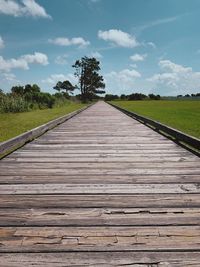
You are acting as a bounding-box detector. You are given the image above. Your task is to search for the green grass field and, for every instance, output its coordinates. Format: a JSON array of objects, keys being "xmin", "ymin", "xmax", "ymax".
[
  {"xmin": 0, "ymin": 102, "xmax": 86, "ymax": 142},
  {"xmin": 111, "ymin": 100, "xmax": 200, "ymax": 138}
]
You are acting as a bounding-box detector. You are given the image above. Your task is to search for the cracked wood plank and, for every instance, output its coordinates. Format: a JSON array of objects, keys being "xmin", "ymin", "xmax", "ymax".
[
  {"xmin": 1, "ymin": 252, "xmax": 200, "ymax": 266},
  {"xmin": 0, "ymin": 208, "xmax": 199, "ymax": 226},
  {"xmin": 0, "ymin": 226, "xmax": 200, "ymax": 252}
]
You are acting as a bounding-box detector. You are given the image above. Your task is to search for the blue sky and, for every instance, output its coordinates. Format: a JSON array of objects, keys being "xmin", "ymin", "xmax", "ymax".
[{"xmin": 1, "ymin": 0, "xmax": 200, "ymax": 96}]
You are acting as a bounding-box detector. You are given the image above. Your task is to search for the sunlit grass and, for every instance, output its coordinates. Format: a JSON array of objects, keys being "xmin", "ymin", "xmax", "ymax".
[
  {"xmin": 111, "ymin": 100, "xmax": 200, "ymax": 138},
  {"xmin": 0, "ymin": 102, "xmax": 86, "ymax": 142}
]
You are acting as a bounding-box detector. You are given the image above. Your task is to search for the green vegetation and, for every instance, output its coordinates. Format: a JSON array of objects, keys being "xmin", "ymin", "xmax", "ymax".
[
  {"xmin": 0, "ymin": 102, "xmax": 86, "ymax": 142},
  {"xmin": 0, "ymin": 84, "xmax": 72, "ymax": 113},
  {"xmin": 111, "ymin": 100, "xmax": 200, "ymax": 138},
  {"xmin": 72, "ymin": 57, "xmax": 105, "ymax": 102},
  {"xmin": 105, "ymin": 93, "xmax": 161, "ymax": 101}
]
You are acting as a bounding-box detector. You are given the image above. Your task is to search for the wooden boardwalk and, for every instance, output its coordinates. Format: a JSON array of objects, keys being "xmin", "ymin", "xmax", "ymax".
[{"xmin": 0, "ymin": 101, "xmax": 200, "ymax": 266}]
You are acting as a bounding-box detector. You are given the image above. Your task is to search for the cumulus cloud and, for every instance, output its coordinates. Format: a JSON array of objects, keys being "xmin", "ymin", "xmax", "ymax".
[
  {"xmin": 105, "ymin": 68, "xmax": 141, "ymax": 94},
  {"xmin": 49, "ymin": 37, "xmax": 90, "ymax": 48},
  {"xmin": 147, "ymin": 42, "xmax": 156, "ymax": 49},
  {"xmin": 42, "ymin": 73, "xmax": 78, "ymax": 85},
  {"xmin": 21, "ymin": 52, "xmax": 49, "ymax": 65},
  {"xmin": 0, "ymin": 52, "xmax": 49, "ymax": 72},
  {"xmin": 2, "ymin": 72, "xmax": 19, "ymax": 82},
  {"xmin": 130, "ymin": 53, "xmax": 147, "ymax": 62},
  {"xmin": 0, "ymin": 36, "xmax": 5, "ymax": 49},
  {"xmin": 98, "ymin": 29, "xmax": 139, "ymax": 48},
  {"xmin": 148, "ymin": 59, "xmax": 200, "ymax": 95},
  {"xmin": 0, "ymin": 0, "xmax": 51, "ymax": 18},
  {"xmin": 130, "ymin": 63, "xmax": 137, "ymax": 68}
]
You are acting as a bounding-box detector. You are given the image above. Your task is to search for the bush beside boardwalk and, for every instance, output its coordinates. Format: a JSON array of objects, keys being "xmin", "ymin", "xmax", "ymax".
[{"xmin": 0, "ymin": 84, "xmax": 70, "ymax": 113}]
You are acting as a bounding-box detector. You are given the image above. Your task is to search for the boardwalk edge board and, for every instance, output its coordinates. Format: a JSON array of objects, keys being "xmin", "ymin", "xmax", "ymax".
[
  {"xmin": 108, "ymin": 102, "xmax": 200, "ymax": 157},
  {"xmin": 0, "ymin": 104, "xmax": 91, "ymax": 159}
]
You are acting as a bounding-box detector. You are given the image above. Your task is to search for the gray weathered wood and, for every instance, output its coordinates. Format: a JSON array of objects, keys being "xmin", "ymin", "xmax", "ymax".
[
  {"xmin": 0, "ymin": 226, "xmax": 200, "ymax": 252},
  {"xmin": 109, "ymin": 102, "xmax": 200, "ymax": 154},
  {"xmin": 1, "ymin": 252, "xmax": 200, "ymax": 266},
  {"xmin": 0, "ymin": 105, "xmax": 90, "ymax": 158},
  {"xmin": 0, "ymin": 101, "xmax": 199, "ymax": 265},
  {"xmin": 0, "ymin": 183, "xmax": 200, "ymax": 194},
  {"xmin": 0, "ymin": 207, "xmax": 199, "ymax": 226}
]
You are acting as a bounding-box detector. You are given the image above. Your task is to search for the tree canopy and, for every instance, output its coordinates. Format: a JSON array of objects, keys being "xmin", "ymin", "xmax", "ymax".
[
  {"xmin": 53, "ymin": 80, "xmax": 75, "ymax": 94},
  {"xmin": 72, "ymin": 56, "xmax": 105, "ymax": 101}
]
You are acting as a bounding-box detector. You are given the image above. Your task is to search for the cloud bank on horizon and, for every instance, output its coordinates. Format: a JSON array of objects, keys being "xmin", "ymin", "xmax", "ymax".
[{"xmin": 0, "ymin": 0, "xmax": 200, "ymax": 96}]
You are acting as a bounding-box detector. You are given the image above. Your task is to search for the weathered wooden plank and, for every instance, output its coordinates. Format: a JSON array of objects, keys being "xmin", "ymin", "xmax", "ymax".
[
  {"xmin": 23, "ymin": 143, "xmax": 181, "ymax": 149},
  {"xmin": 1, "ymin": 161, "xmax": 199, "ymax": 168},
  {"xmin": 0, "ymin": 207, "xmax": 199, "ymax": 226},
  {"xmin": 0, "ymin": 168, "xmax": 199, "ymax": 175},
  {"xmin": 5, "ymin": 155, "xmax": 199, "ymax": 162},
  {"xmin": 0, "ymin": 183, "xmax": 199, "ymax": 194},
  {"xmin": 1, "ymin": 252, "xmax": 200, "ymax": 266},
  {"xmin": 34, "ymin": 139, "xmax": 172, "ymax": 144},
  {"xmin": 0, "ymin": 226, "xmax": 200, "ymax": 252},
  {"xmin": 12, "ymin": 149, "xmax": 190, "ymax": 155},
  {"xmin": 0, "ymin": 105, "xmax": 90, "ymax": 158},
  {"xmin": 0, "ymin": 174, "xmax": 199, "ymax": 184},
  {"xmin": 0, "ymin": 194, "xmax": 199, "ymax": 208}
]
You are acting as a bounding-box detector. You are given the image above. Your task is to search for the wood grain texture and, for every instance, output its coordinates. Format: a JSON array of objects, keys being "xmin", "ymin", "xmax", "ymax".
[
  {"xmin": 0, "ymin": 105, "xmax": 90, "ymax": 158},
  {"xmin": 0, "ymin": 208, "xmax": 199, "ymax": 226},
  {"xmin": 0, "ymin": 226, "xmax": 200, "ymax": 252},
  {"xmin": 1, "ymin": 252, "xmax": 200, "ymax": 266},
  {"xmin": 0, "ymin": 101, "xmax": 200, "ymax": 265}
]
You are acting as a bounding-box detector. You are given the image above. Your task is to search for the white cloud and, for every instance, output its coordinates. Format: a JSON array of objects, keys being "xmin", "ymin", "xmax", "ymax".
[
  {"xmin": 0, "ymin": 56, "xmax": 29, "ymax": 71},
  {"xmin": 159, "ymin": 60, "xmax": 192, "ymax": 73},
  {"xmin": 49, "ymin": 37, "xmax": 90, "ymax": 48},
  {"xmin": 42, "ymin": 73, "xmax": 77, "ymax": 85},
  {"xmin": 130, "ymin": 53, "xmax": 147, "ymax": 62},
  {"xmin": 2, "ymin": 72, "xmax": 18, "ymax": 81},
  {"xmin": 98, "ymin": 29, "xmax": 139, "ymax": 48},
  {"xmin": 21, "ymin": 52, "xmax": 49, "ymax": 65},
  {"xmin": 55, "ymin": 54, "xmax": 68, "ymax": 65},
  {"xmin": 89, "ymin": 51, "xmax": 102, "ymax": 59},
  {"xmin": 105, "ymin": 68, "xmax": 141, "ymax": 94},
  {"xmin": 148, "ymin": 59, "xmax": 200, "ymax": 95},
  {"xmin": 22, "ymin": 0, "xmax": 51, "ymax": 18},
  {"xmin": 147, "ymin": 42, "xmax": 156, "ymax": 49},
  {"xmin": 0, "ymin": 0, "xmax": 51, "ymax": 18},
  {"xmin": 0, "ymin": 36, "xmax": 5, "ymax": 49},
  {"xmin": 0, "ymin": 52, "xmax": 49, "ymax": 72},
  {"xmin": 130, "ymin": 63, "xmax": 137, "ymax": 68}
]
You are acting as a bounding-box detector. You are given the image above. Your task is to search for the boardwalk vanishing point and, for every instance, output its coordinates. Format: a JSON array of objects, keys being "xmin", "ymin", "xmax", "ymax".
[{"xmin": 0, "ymin": 101, "xmax": 200, "ymax": 266}]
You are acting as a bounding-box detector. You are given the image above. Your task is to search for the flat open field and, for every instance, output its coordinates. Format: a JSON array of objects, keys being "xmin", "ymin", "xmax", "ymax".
[
  {"xmin": 0, "ymin": 102, "xmax": 86, "ymax": 142},
  {"xmin": 111, "ymin": 100, "xmax": 200, "ymax": 139}
]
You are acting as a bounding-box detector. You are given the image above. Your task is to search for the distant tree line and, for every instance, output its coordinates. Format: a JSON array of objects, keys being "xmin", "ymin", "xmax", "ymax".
[
  {"xmin": 177, "ymin": 93, "xmax": 200, "ymax": 98},
  {"xmin": 104, "ymin": 93, "xmax": 161, "ymax": 101}
]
